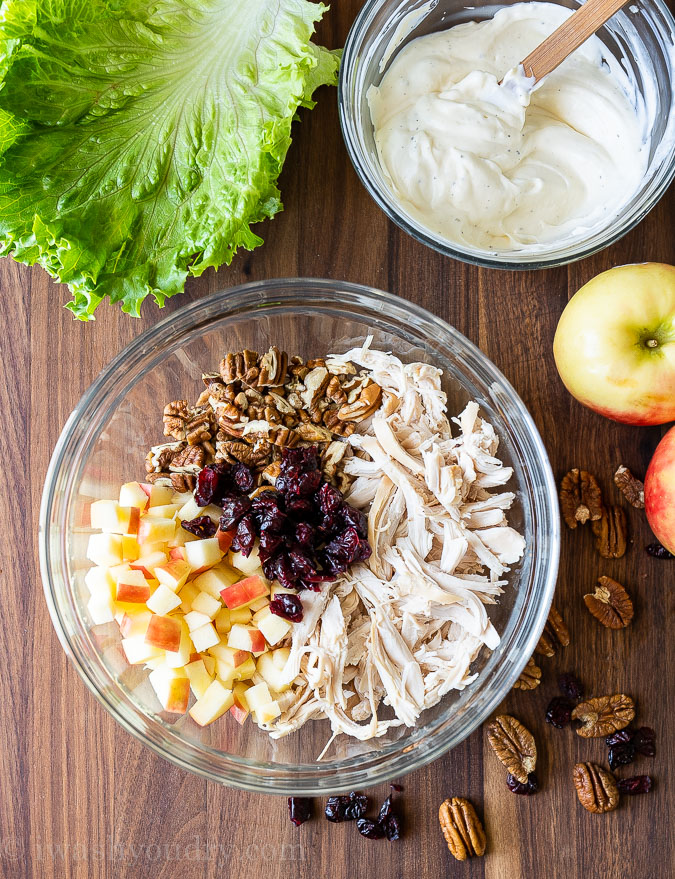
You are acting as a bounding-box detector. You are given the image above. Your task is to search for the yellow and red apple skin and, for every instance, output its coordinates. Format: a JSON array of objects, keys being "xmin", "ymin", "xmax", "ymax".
[
  {"xmin": 645, "ymin": 427, "xmax": 675, "ymax": 554},
  {"xmin": 553, "ymin": 263, "xmax": 675, "ymax": 425}
]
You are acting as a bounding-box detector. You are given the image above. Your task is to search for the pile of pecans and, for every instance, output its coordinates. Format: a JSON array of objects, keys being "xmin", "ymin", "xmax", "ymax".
[{"xmin": 144, "ymin": 346, "xmax": 383, "ymax": 493}]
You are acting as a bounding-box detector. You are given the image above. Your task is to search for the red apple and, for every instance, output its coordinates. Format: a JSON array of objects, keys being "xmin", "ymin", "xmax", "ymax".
[
  {"xmin": 215, "ymin": 526, "xmax": 235, "ymax": 553},
  {"xmin": 645, "ymin": 426, "xmax": 675, "ymax": 554},
  {"xmin": 169, "ymin": 546, "xmax": 187, "ymax": 562},
  {"xmin": 144, "ymin": 615, "xmax": 182, "ymax": 652},
  {"xmin": 553, "ymin": 263, "xmax": 675, "ymax": 425},
  {"xmin": 220, "ymin": 575, "xmax": 268, "ymax": 609},
  {"xmin": 115, "ymin": 578, "xmax": 151, "ymax": 604}
]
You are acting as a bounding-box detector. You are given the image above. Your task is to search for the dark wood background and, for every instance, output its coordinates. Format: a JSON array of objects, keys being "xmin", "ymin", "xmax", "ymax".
[{"xmin": 1, "ymin": 3, "xmax": 673, "ymax": 876}]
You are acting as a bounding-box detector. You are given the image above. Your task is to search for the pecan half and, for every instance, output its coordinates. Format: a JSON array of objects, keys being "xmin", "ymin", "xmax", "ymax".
[
  {"xmin": 592, "ymin": 505, "xmax": 628, "ymax": 559},
  {"xmin": 219, "ymin": 440, "xmax": 271, "ymax": 468},
  {"xmin": 512, "ymin": 656, "xmax": 542, "ymax": 691},
  {"xmin": 614, "ymin": 465, "xmax": 645, "ymax": 508},
  {"xmin": 184, "ymin": 408, "xmax": 213, "ymax": 445},
  {"xmin": 486, "ymin": 715, "xmax": 536, "ymax": 784},
  {"xmin": 258, "ymin": 346, "xmax": 288, "ymax": 387},
  {"xmin": 300, "ymin": 367, "xmax": 329, "ymax": 409},
  {"xmin": 337, "ymin": 382, "xmax": 382, "ymax": 422},
  {"xmin": 534, "ymin": 605, "xmax": 570, "ymax": 657},
  {"xmin": 170, "ymin": 472, "xmax": 196, "ymax": 492},
  {"xmin": 163, "ymin": 400, "xmax": 190, "ymax": 440},
  {"xmin": 573, "ymin": 763, "xmax": 619, "ymax": 813},
  {"xmin": 560, "ymin": 468, "xmax": 604, "ymax": 528},
  {"xmin": 438, "ymin": 798, "xmax": 486, "ymax": 861},
  {"xmin": 220, "ymin": 350, "xmax": 259, "ymax": 384},
  {"xmin": 170, "ymin": 444, "xmax": 206, "ymax": 472},
  {"xmin": 572, "ymin": 694, "xmax": 635, "ymax": 738},
  {"xmin": 584, "ymin": 576, "xmax": 634, "ymax": 629}
]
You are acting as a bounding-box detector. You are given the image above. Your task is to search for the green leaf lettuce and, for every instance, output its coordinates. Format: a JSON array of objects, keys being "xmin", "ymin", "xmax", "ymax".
[{"xmin": 0, "ymin": 0, "xmax": 339, "ymax": 319}]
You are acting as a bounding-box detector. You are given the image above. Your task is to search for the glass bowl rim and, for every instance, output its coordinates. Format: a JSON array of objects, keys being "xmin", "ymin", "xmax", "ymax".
[
  {"xmin": 39, "ymin": 278, "xmax": 560, "ymax": 794},
  {"xmin": 338, "ymin": 0, "xmax": 675, "ymax": 271}
]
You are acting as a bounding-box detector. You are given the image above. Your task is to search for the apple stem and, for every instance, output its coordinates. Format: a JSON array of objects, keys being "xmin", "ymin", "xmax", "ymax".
[{"xmin": 646, "ymin": 339, "xmax": 658, "ymax": 348}]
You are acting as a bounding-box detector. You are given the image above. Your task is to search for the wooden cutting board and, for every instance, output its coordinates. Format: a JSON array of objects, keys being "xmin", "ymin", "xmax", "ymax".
[{"xmin": 0, "ymin": 3, "xmax": 672, "ymax": 876}]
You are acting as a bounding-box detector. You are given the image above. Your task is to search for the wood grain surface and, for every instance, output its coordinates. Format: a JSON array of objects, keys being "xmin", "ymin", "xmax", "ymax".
[{"xmin": 1, "ymin": 3, "xmax": 673, "ymax": 877}]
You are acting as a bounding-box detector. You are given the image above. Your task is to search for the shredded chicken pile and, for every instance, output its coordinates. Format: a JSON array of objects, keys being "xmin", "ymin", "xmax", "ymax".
[{"xmin": 265, "ymin": 339, "xmax": 525, "ymax": 754}]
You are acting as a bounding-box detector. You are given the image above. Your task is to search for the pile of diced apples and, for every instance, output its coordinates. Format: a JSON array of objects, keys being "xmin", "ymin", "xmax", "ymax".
[{"xmin": 85, "ymin": 481, "xmax": 298, "ymax": 728}]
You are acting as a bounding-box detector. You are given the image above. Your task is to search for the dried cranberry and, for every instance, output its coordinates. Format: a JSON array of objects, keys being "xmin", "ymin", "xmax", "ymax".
[
  {"xmin": 252, "ymin": 492, "xmax": 286, "ymax": 531},
  {"xmin": 288, "ymin": 797, "xmax": 313, "ymax": 826},
  {"xmin": 646, "ymin": 542, "xmax": 673, "ymax": 559},
  {"xmin": 633, "ymin": 726, "xmax": 656, "ymax": 757},
  {"xmin": 231, "ymin": 462, "xmax": 255, "ymax": 493},
  {"xmin": 181, "ymin": 515, "xmax": 217, "ymax": 538},
  {"xmin": 617, "ymin": 775, "xmax": 653, "ymax": 795},
  {"xmin": 608, "ymin": 741, "xmax": 636, "ymax": 770},
  {"xmin": 285, "ymin": 495, "xmax": 315, "ymax": 518},
  {"xmin": 325, "ymin": 792, "xmax": 367, "ymax": 823},
  {"xmin": 281, "ymin": 446, "xmax": 319, "ymax": 472},
  {"xmin": 229, "ymin": 515, "xmax": 254, "ymax": 556},
  {"xmin": 270, "ymin": 593, "xmax": 304, "ymax": 623},
  {"xmin": 545, "ymin": 697, "xmax": 574, "ymax": 728},
  {"xmin": 606, "ymin": 729, "xmax": 633, "ymax": 746},
  {"xmin": 195, "ymin": 463, "xmax": 228, "ymax": 506},
  {"xmin": 317, "ymin": 482, "xmax": 343, "ymax": 514},
  {"xmin": 341, "ymin": 504, "xmax": 368, "ymax": 538},
  {"xmin": 270, "ymin": 553, "xmax": 297, "ymax": 590},
  {"xmin": 376, "ymin": 795, "xmax": 403, "ymax": 841},
  {"xmin": 557, "ymin": 672, "xmax": 584, "ymax": 701},
  {"xmin": 288, "ymin": 548, "xmax": 318, "ymax": 578},
  {"xmin": 295, "ymin": 521, "xmax": 316, "ymax": 549},
  {"xmin": 258, "ymin": 530, "xmax": 284, "ymax": 556},
  {"xmin": 507, "ymin": 772, "xmax": 538, "ymax": 795},
  {"xmin": 219, "ymin": 494, "xmax": 252, "ymax": 530},
  {"xmin": 324, "ymin": 527, "xmax": 372, "ymax": 571},
  {"xmin": 356, "ymin": 818, "xmax": 385, "ymax": 839}
]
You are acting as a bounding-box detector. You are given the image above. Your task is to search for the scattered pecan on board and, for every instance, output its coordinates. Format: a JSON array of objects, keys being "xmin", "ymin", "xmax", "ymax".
[
  {"xmin": 535, "ymin": 605, "xmax": 570, "ymax": 657},
  {"xmin": 572, "ymin": 694, "xmax": 635, "ymax": 738},
  {"xmin": 438, "ymin": 798, "xmax": 486, "ymax": 861},
  {"xmin": 559, "ymin": 468, "xmax": 604, "ymax": 529},
  {"xmin": 512, "ymin": 656, "xmax": 542, "ymax": 691},
  {"xmin": 573, "ymin": 763, "xmax": 619, "ymax": 813},
  {"xmin": 584, "ymin": 576, "xmax": 634, "ymax": 629},
  {"xmin": 593, "ymin": 505, "xmax": 628, "ymax": 559},
  {"xmin": 614, "ymin": 465, "xmax": 645, "ymax": 508},
  {"xmin": 486, "ymin": 715, "xmax": 537, "ymax": 784}
]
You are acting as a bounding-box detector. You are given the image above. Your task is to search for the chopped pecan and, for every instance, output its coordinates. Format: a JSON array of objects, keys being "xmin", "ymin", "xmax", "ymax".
[
  {"xmin": 322, "ymin": 441, "xmax": 349, "ymax": 483},
  {"xmin": 438, "ymin": 798, "xmax": 486, "ymax": 861},
  {"xmin": 295, "ymin": 422, "xmax": 333, "ymax": 443},
  {"xmin": 269, "ymin": 426, "xmax": 299, "ymax": 448},
  {"xmin": 145, "ymin": 441, "xmax": 183, "ymax": 473},
  {"xmin": 337, "ymin": 382, "xmax": 382, "ymax": 422},
  {"xmin": 267, "ymin": 391, "xmax": 296, "ymax": 416},
  {"xmin": 573, "ymin": 763, "xmax": 619, "ymax": 813},
  {"xmin": 220, "ymin": 350, "xmax": 259, "ymax": 383},
  {"xmin": 486, "ymin": 715, "xmax": 536, "ymax": 783},
  {"xmin": 170, "ymin": 472, "xmax": 196, "ymax": 492},
  {"xmin": 300, "ymin": 367, "xmax": 329, "ymax": 409},
  {"xmin": 325, "ymin": 375, "xmax": 347, "ymax": 405},
  {"xmin": 170, "ymin": 444, "xmax": 206, "ymax": 472},
  {"xmin": 163, "ymin": 400, "xmax": 190, "ymax": 440},
  {"xmin": 219, "ymin": 441, "xmax": 271, "ymax": 468},
  {"xmin": 534, "ymin": 605, "xmax": 570, "ymax": 657},
  {"xmin": 592, "ymin": 505, "xmax": 628, "ymax": 559},
  {"xmin": 306, "ymin": 358, "xmax": 326, "ymax": 369},
  {"xmin": 184, "ymin": 408, "xmax": 213, "ymax": 445},
  {"xmin": 323, "ymin": 409, "xmax": 356, "ymax": 436},
  {"xmin": 258, "ymin": 346, "xmax": 288, "ymax": 387},
  {"xmin": 262, "ymin": 461, "xmax": 282, "ymax": 485},
  {"xmin": 512, "ymin": 656, "xmax": 542, "ymax": 691},
  {"xmin": 614, "ymin": 465, "xmax": 645, "ymax": 508},
  {"xmin": 572, "ymin": 694, "xmax": 635, "ymax": 738},
  {"xmin": 560, "ymin": 468, "xmax": 604, "ymax": 528},
  {"xmin": 215, "ymin": 401, "xmax": 243, "ymax": 424},
  {"xmin": 584, "ymin": 576, "xmax": 634, "ymax": 629}
]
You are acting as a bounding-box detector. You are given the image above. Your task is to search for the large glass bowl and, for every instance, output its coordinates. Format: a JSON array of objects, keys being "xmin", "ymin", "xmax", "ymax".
[
  {"xmin": 339, "ymin": 0, "xmax": 675, "ymax": 269},
  {"xmin": 40, "ymin": 279, "xmax": 559, "ymax": 794}
]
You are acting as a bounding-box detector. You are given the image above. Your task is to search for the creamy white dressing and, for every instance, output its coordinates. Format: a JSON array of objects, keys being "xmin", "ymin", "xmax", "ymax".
[{"xmin": 368, "ymin": 3, "xmax": 650, "ymax": 253}]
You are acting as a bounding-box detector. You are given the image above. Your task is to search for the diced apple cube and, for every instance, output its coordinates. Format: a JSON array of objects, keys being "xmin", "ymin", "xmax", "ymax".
[
  {"xmin": 209, "ymin": 644, "xmax": 250, "ymax": 668},
  {"xmin": 164, "ymin": 621, "xmax": 194, "ymax": 669},
  {"xmin": 202, "ymin": 655, "xmax": 216, "ymax": 676},
  {"xmin": 188, "ymin": 680, "xmax": 234, "ymax": 726},
  {"xmin": 215, "ymin": 526, "xmax": 235, "ymax": 553},
  {"xmin": 215, "ymin": 660, "xmax": 237, "ymax": 687},
  {"xmin": 146, "ymin": 503, "xmax": 180, "ymax": 520},
  {"xmin": 191, "ymin": 591, "xmax": 221, "ymax": 619},
  {"xmin": 122, "ymin": 635, "xmax": 163, "ymax": 665},
  {"xmin": 145, "ymin": 615, "xmax": 182, "ymax": 652},
  {"xmin": 249, "ymin": 596, "xmax": 270, "ymax": 613},
  {"xmin": 245, "ymin": 682, "xmax": 272, "ymax": 712},
  {"xmin": 185, "ymin": 538, "xmax": 223, "ymax": 574},
  {"xmin": 256, "ymin": 650, "xmax": 291, "ymax": 693},
  {"xmin": 229, "ymin": 682, "xmax": 251, "ymax": 724},
  {"xmin": 121, "ymin": 535, "xmax": 141, "ymax": 561},
  {"xmin": 192, "ymin": 565, "xmax": 237, "ymax": 598},
  {"xmin": 229, "ymin": 606, "xmax": 252, "ymax": 625},
  {"xmin": 177, "ymin": 498, "xmax": 222, "ymax": 522},
  {"xmin": 115, "ymin": 569, "xmax": 152, "ymax": 604},
  {"xmin": 87, "ymin": 592, "xmax": 115, "ymax": 625},
  {"xmin": 255, "ymin": 701, "xmax": 281, "ymax": 725},
  {"xmin": 130, "ymin": 551, "xmax": 169, "ymax": 579},
  {"xmin": 120, "ymin": 482, "xmax": 151, "ymax": 510},
  {"xmin": 220, "ymin": 574, "xmax": 269, "ymax": 610},
  {"xmin": 146, "ymin": 583, "xmax": 182, "ymax": 615},
  {"xmin": 233, "ymin": 656, "xmax": 257, "ymax": 681},
  {"xmin": 138, "ymin": 516, "xmax": 176, "ymax": 545},
  {"xmin": 143, "ymin": 484, "xmax": 174, "ymax": 507},
  {"xmin": 227, "ymin": 624, "xmax": 266, "ymax": 654},
  {"xmin": 214, "ymin": 608, "xmax": 231, "ymax": 634},
  {"xmin": 270, "ymin": 584, "xmax": 298, "ymax": 599},
  {"xmin": 119, "ymin": 610, "xmax": 152, "ymax": 638},
  {"xmin": 87, "ymin": 533, "xmax": 123, "ymax": 567},
  {"xmin": 179, "ymin": 583, "xmax": 200, "ymax": 613},
  {"xmin": 184, "ymin": 610, "xmax": 211, "ymax": 632},
  {"xmin": 84, "ymin": 565, "xmax": 114, "ymax": 598},
  {"xmin": 185, "ymin": 659, "xmax": 214, "ymax": 700},
  {"xmin": 148, "ymin": 667, "xmax": 190, "ymax": 714},
  {"xmin": 230, "ymin": 546, "xmax": 263, "ymax": 577},
  {"xmin": 90, "ymin": 500, "xmax": 140, "ymax": 535},
  {"xmin": 257, "ymin": 612, "xmax": 292, "ymax": 647},
  {"xmin": 154, "ymin": 559, "xmax": 191, "ymax": 592},
  {"xmin": 190, "ymin": 622, "xmax": 220, "ymax": 653}
]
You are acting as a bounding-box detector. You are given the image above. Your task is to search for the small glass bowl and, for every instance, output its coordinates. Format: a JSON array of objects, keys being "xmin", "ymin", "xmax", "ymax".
[
  {"xmin": 40, "ymin": 279, "xmax": 559, "ymax": 794},
  {"xmin": 339, "ymin": 0, "xmax": 675, "ymax": 269}
]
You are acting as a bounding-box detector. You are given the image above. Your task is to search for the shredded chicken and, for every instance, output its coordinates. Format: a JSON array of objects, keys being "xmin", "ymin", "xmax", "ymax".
[{"xmin": 264, "ymin": 339, "xmax": 525, "ymax": 754}]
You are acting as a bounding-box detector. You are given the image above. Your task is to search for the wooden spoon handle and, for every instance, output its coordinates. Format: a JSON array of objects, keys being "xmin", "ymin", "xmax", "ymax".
[{"xmin": 520, "ymin": 0, "xmax": 630, "ymax": 83}]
